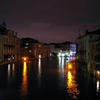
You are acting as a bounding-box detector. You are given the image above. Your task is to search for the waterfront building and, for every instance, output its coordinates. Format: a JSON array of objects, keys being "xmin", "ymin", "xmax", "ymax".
[
  {"xmin": 77, "ymin": 29, "xmax": 100, "ymax": 73},
  {"xmin": 55, "ymin": 41, "xmax": 70, "ymax": 53},
  {"xmin": 20, "ymin": 38, "xmax": 39, "ymax": 59},
  {"xmin": 48, "ymin": 44, "xmax": 55, "ymax": 56},
  {"xmin": 32, "ymin": 43, "xmax": 50, "ymax": 59},
  {"xmin": 0, "ymin": 22, "xmax": 20, "ymax": 64},
  {"xmin": 77, "ymin": 35, "xmax": 86, "ymax": 64},
  {"xmin": 90, "ymin": 39, "xmax": 100, "ymax": 76},
  {"xmin": 50, "ymin": 42, "xmax": 71, "ymax": 56},
  {"xmin": 21, "ymin": 38, "xmax": 50, "ymax": 60}
]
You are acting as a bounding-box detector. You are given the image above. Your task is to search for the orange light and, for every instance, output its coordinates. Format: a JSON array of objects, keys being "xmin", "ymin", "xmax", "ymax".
[
  {"xmin": 73, "ymin": 57, "xmax": 75, "ymax": 60},
  {"xmin": 68, "ymin": 64, "xmax": 72, "ymax": 70},
  {"xmin": 23, "ymin": 57, "xmax": 27, "ymax": 61}
]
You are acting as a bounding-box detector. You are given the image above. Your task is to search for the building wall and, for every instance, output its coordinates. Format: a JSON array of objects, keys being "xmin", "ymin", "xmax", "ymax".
[
  {"xmin": 32, "ymin": 43, "xmax": 50, "ymax": 59},
  {"xmin": 21, "ymin": 41, "xmax": 50, "ymax": 60},
  {"xmin": 91, "ymin": 41, "xmax": 100, "ymax": 72},
  {"xmin": 77, "ymin": 36, "xmax": 86, "ymax": 64},
  {"xmin": 0, "ymin": 30, "xmax": 20, "ymax": 64},
  {"xmin": 85, "ymin": 34, "xmax": 100, "ymax": 64},
  {"xmin": 77, "ymin": 29, "xmax": 100, "ymax": 73},
  {"xmin": 0, "ymin": 35, "xmax": 3, "ymax": 63}
]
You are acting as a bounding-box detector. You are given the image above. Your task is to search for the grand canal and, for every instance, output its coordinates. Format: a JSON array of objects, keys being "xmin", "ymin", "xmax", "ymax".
[{"xmin": 0, "ymin": 56, "xmax": 100, "ymax": 100}]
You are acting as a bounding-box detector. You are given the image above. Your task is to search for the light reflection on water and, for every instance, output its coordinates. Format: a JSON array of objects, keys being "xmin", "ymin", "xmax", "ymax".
[
  {"xmin": 58, "ymin": 56, "xmax": 80, "ymax": 99},
  {"xmin": 12, "ymin": 63, "xmax": 15, "ymax": 71},
  {"xmin": 96, "ymin": 80, "xmax": 100, "ymax": 95},
  {"xmin": 4, "ymin": 57, "xmax": 100, "ymax": 99},
  {"xmin": 38, "ymin": 58, "xmax": 41, "ymax": 77},
  {"xmin": 58, "ymin": 56, "xmax": 65, "ymax": 72},
  {"xmin": 66, "ymin": 69, "xmax": 80, "ymax": 99},
  {"xmin": 21, "ymin": 61, "xmax": 28, "ymax": 96},
  {"xmin": 8, "ymin": 63, "xmax": 15, "ymax": 81},
  {"xmin": 12, "ymin": 63, "xmax": 15, "ymax": 78},
  {"xmin": 58, "ymin": 56, "xmax": 65, "ymax": 83},
  {"xmin": 38, "ymin": 58, "xmax": 41, "ymax": 86},
  {"xmin": 8, "ymin": 64, "xmax": 11, "ymax": 81},
  {"xmin": 64, "ymin": 58, "xmax": 80, "ymax": 99}
]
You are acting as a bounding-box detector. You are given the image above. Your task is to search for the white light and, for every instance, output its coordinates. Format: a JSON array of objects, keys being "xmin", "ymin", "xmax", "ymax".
[
  {"xmin": 25, "ymin": 46, "xmax": 28, "ymax": 48},
  {"xmin": 97, "ymin": 71, "xmax": 100, "ymax": 74},
  {"xmin": 58, "ymin": 52, "xmax": 62, "ymax": 57},
  {"xmin": 60, "ymin": 50, "xmax": 62, "ymax": 52},
  {"xmin": 8, "ymin": 58, "xmax": 10, "ymax": 61},
  {"xmin": 50, "ymin": 53, "xmax": 52, "ymax": 56},
  {"xmin": 29, "ymin": 50, "xmax": 31, "ymax": 53},
  {"xmin": 39, "ymin": 54, "xmax": 41, "ymax": 59},
  {"xmin": 26, "ymin": 43, "xmax": 29, "ymax": 45},
  {"xmin": 62, "ymin": 53, "xmax": 65, "ymax": 57}
]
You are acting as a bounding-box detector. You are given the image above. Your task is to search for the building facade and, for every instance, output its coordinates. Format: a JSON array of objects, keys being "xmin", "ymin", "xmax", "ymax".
[
  {"xmin": 32, "ymin": 43, "xmax": 50, "ymax": 59},
  {"xmin": 90, "ymin": 39, "xmax": 100, "ymax": 76},
  {"xmin": 0, "ymin": 23, "xmax": 20, "ymax": 64},
  {"xmin": 20, "ymin": 38, "xmax": 38, "ymax": 59},
  {"xmin": 21, "ymin": 38, "xmax": 50, "ymax": 60},
  {"xmin": 77, "ymin": 29, "xmax": 100, "ymax": 74}
]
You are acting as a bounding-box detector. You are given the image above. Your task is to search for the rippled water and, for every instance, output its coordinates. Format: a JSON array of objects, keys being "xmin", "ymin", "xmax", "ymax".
[{"xmin": 0, "ymin": 57, "xmax": 100, "ymax": 100}]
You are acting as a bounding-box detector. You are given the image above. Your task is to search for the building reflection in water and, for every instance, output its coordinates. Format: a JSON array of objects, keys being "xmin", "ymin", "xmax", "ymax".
[
  {"xmin": 21, "ymin": 61, "xmax": 28, "ymax": 96},
  {"xmin": 66, "ymin": 63, "xmax": 80, "ymax": 99}
]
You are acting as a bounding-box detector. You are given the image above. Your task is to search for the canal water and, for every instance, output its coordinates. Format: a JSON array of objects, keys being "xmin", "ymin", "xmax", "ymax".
[{"xmin": 0, "ymin": 57, "xmax": 100, "ymax": 100}]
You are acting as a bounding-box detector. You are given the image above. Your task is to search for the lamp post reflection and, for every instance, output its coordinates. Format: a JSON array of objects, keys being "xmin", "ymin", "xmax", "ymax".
[
  {"xmin": 58, "ymin": 56, "xmax": 65, "ymax": 72},
  {"xmin": 12, "ymin": 63, "xmax": 15, "ymax": 78},
  {"xmin": 61, "ymin": 56, "xmax": 64, "ymax": 73},
  {"xmin": 21, "ymin": 61, "xmax": 28, "ymax": 96},
  {"xmin": 8, "ymin": 63, "xmax": 15, "ymax": 82},
  {"xmin": 8, "ymin": 64, "xmax": 11, "ymax": 81},
  {"xmin": 66, "ymin": 63, "xmax": 80, "ymax": 99},
  {"xmin": 38, "ymin": 57, "xmax": 41, "ymax": 87},
  {"xmin": 38, "ymin": 58, "xmax": 41, "ymax": 77},
  {"xmin": 96, "ymin": 80, "xmax": 100, "ymax": 95}
]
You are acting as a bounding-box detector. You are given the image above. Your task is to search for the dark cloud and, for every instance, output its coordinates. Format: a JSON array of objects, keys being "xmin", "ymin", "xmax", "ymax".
[{"xmin": 0, "ymin": 0, "xmax": 100, "ymax": 42}]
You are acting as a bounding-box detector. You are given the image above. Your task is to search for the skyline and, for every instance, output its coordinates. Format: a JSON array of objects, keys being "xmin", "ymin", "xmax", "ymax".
[{"xmin": 0, "ymin": 0, "xmax": 100, "ymax": 43}]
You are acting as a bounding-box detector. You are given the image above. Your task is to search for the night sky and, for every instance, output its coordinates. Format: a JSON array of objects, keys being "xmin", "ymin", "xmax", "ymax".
[{"xmin": 0, "ymin": 0, "xmax": 100, "ymax": 43}]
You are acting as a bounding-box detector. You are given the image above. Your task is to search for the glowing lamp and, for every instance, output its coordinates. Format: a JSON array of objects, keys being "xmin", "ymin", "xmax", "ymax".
[
  {"xmin": 39, "ymin": 54, "xmax": 41, "ymax": 59},
  {"xmin": 68, "ymin": 64, "xmax": 72, "ymax": 70},
  {"xmin": 23, "ymin": 57, "xmax": 27, "ymax": 61}
]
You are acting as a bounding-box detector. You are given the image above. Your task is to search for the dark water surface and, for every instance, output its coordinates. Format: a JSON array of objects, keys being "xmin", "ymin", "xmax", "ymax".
[{"xmin": 0, "ymin": 57, "xmax": 100, "ymax": 100}]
